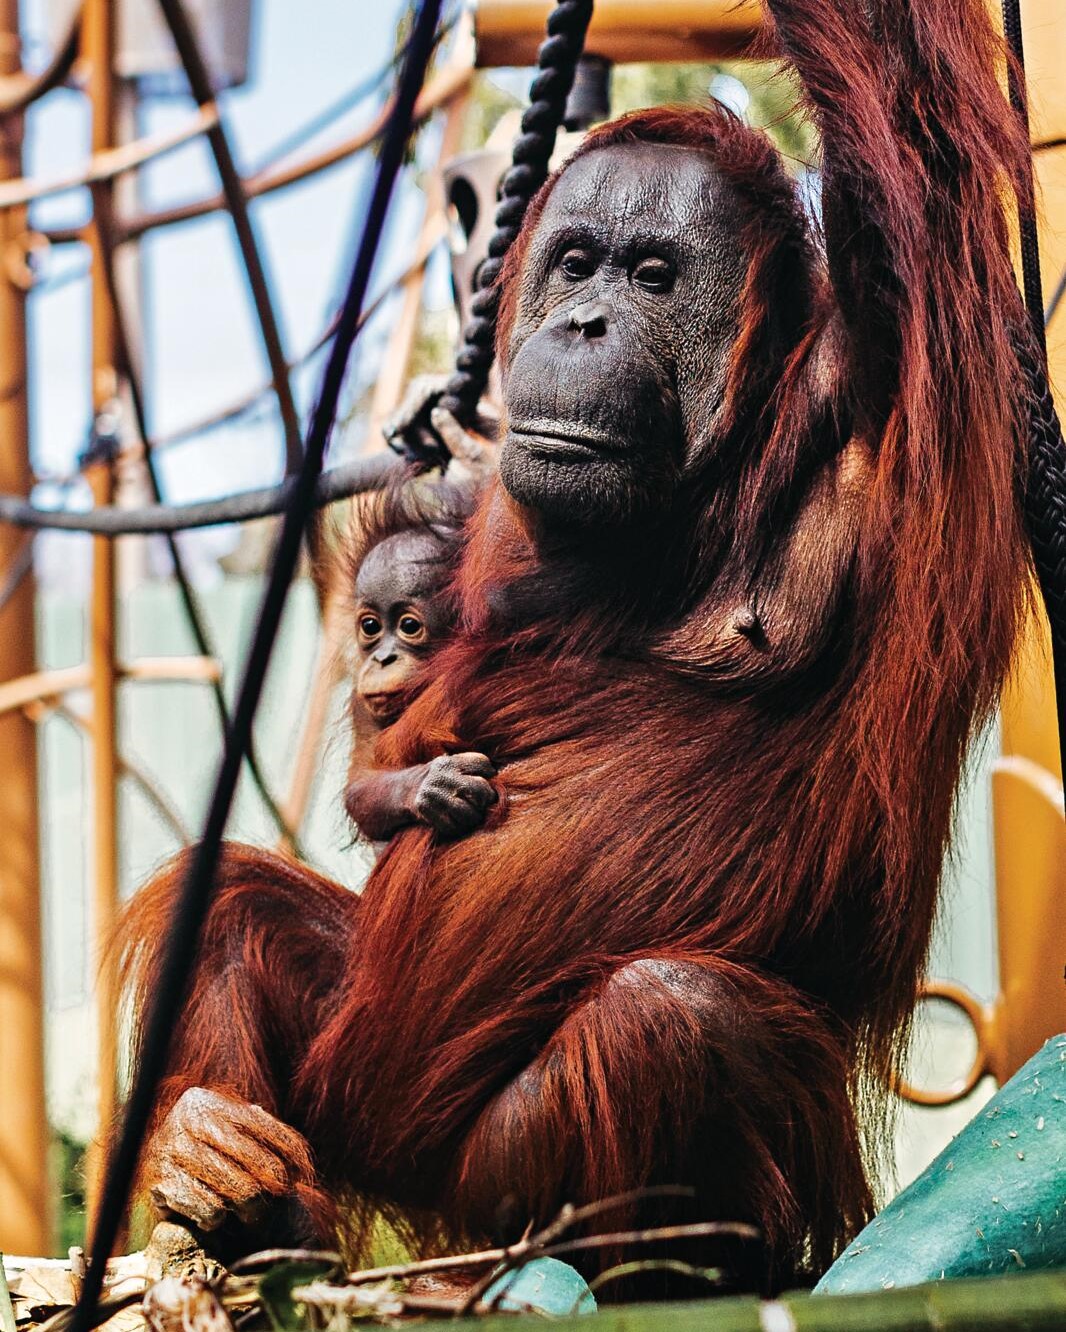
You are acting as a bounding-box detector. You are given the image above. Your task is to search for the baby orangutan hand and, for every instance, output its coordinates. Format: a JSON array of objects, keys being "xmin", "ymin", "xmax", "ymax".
[
  {"xmin": 413, "ymin": 752, "xmax": 497, "ymax": 837},
  {"xmin": 146, "ymin": 1087, "xmax": 313, "ymax": 1232},
  {"xmin": 383, "ymin": 373, "xmax": 497, "ymax": 483}
]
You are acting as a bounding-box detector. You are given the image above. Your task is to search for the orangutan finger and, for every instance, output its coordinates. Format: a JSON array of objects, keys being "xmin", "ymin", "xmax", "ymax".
[
  {"xmin": 430, "ymin": 407, "xmax": 486, "ymax": 462},
  {"xmin": 418, "ymin": 788, "xmax": 469, "ymax": 835},
  {"xmin": 168, "ymin": 1138, "xmax": 283, "ymax": 1216},
  {"xmin": 173, "ymin": 1089, "xmax": 311, "ymax": 1184},
  {"xmin": 449, "ymin": 752, "xmax": 497, "ymax": 778},
  {"xmin": 453, "ymin": 775, "xmax": 497, "ymax": 810},
  {"xmin": 151, "ymin": 1167, "xmax": 227, "ymax": 1231}
]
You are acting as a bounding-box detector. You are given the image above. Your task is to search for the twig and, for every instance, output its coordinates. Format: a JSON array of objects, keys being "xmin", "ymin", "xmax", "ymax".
[
  {"xmin": 583, "ymin": 1258, "xmax": 723, "ymax": 1304},
  {"xmin": 291, "ymin": 1204, "xmax": 761, "ymax": 1322},
  {"xmin": 543, "ymin": 1220, "xmax": 760, "ymax": 1260},
  {"xmin": 293, "ymin": 1219, "xmax": 751, "ymax": 1320},
  {"xmin": 230, "ymin": 1250, "xmax": 341, "ymax": 1275},
  {"xmin": 461, "ymin": 1187, "xmax": 700, "ymax": 1315},
  {"xmin": 341, "ymin": 1186, "xmax": 698, "ymax": 1288}
]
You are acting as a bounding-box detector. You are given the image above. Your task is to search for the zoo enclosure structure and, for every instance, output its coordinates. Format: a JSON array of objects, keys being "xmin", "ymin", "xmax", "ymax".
[{"xmin": 0, "ymin": 0, "xmax": 1063, "ymax": 1270}]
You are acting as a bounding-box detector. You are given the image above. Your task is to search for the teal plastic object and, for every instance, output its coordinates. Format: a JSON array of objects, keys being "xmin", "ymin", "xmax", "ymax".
[
  {"xmin": 483, "ymin": 1257, "xmax": 597, "ymax": 1315},
  {"xmin": 816, "ymin": 1034, "xmax": 1066, "ymax": 1294}
]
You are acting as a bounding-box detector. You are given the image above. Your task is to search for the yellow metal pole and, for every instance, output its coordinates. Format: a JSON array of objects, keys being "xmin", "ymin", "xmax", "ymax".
[
  {"xmin": 0, "ymin": 0, "xmax": 51, "ymax": 1258},
  {"xmin": 474, "ymin": 0, "xmax": 761, "ymax": 67},
  {"xmin": 81, "ymin": 0, "xmax": 121, "ymax": 1215}
]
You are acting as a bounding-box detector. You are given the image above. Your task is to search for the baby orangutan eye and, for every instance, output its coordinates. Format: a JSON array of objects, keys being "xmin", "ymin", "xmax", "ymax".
[
  {"xmin": 358, "ymin": 614, "xmax": 382, "ymax": 639},
  {"xmin": 398, "ymin": 614, "xmax": 427, "ymax": 642}
]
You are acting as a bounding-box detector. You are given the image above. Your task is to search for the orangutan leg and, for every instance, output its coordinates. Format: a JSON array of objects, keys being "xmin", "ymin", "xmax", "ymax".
[
  {"xmin": 451, "ymin": 955, "xmax": 869, "ymax": 1287},
  {"xmin": 119, "ymin": 843, "xmax": 358, "ymax": 1260}
]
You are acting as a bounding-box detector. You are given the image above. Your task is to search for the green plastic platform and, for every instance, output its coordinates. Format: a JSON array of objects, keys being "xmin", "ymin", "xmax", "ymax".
[{"xmin": 816, "ymin": 1033, "xmax": 1066, "ymax": 1294}]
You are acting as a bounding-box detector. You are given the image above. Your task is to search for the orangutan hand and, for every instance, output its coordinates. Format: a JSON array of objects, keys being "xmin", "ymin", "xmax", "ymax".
[
  {"xmin": 412, "ymin": 752, "xmax": 497, "ymax": 837},
  {"xmin": 146, "ymin": 1087, "xmax": 312, "ymax": 1232},
  {"xmin": 383, "ymin": 373, "xmax": 498, "ymax": 483}
]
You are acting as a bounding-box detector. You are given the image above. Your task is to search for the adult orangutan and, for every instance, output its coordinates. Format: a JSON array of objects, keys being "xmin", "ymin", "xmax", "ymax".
[{"xmin": 121, "ymin": 0, "xmax": 1035, "ymax": 1287}]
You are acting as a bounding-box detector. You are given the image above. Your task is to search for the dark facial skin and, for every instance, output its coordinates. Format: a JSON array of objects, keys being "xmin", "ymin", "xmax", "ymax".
[
  {"xmin": 499, "ymin": 143, "xmax": 746, "ymax": 527},
  {"xmin": 354, "ymin": 531, "xmax": 453, "ymax": 723}
]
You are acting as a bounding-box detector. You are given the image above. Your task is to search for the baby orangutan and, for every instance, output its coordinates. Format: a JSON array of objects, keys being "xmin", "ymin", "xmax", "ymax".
[{"xmin": 343, "ymin": 478, "xmax": 497, "ymax": 843}]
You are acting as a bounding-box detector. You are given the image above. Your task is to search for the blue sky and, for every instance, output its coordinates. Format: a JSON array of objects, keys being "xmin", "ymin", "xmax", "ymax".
[{"xmin": 20, "ymin": 0, "xmax": 451, "ymax": 580}]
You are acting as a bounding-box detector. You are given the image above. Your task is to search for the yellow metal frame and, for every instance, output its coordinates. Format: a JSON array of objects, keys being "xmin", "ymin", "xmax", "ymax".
[{"xmin": 474, "ymin": 0, "xmax": 761, "ymax": 67}]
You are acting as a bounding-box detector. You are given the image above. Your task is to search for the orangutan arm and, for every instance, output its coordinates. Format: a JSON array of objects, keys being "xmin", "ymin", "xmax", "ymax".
[
  {"xmin": 345, "ymin": 753, "xmax": 498, "ymax": 841},
  {"xmin": 346, "ymin": 690, "xmax": 497, "ymax": 841},
  {"xmin": 766, "ymin": 0, "xmax": 1025, "ymax": 428},
  {"xmin": 656, "ymin": 439, "xmax": 872, "ymax": 688}
]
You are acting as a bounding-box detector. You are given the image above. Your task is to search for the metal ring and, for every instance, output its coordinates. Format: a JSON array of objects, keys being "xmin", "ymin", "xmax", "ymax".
[{"xmin": 894, "ymin": 980, "xmax": 991, "ymax": 1107}]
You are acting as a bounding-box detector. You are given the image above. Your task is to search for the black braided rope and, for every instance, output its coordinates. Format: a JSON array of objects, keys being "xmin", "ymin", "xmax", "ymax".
[
  {"xmin": 1019, "ymin": 337, "xmax": 1066, "ymax": 663},
  {"xmin": 427, "ymin": 0, "xmax": 593, "ymax": 444},
  {"xmin": 1002, "ymin": 0, "xmax": 1066, "ymax": 780}
]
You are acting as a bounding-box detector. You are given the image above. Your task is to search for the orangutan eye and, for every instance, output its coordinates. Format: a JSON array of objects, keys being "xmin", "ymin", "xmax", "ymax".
[
  {"xmin": 358, "ymin": 614, "xmax": 382, "ymax": 639},
  {"xmin": 398, "ymin": 614, "xmax": 427, "ymax": 641},
  {"xmin": 632, "ymin": 256, "xmax": 675, "ymax": 293},
  {"xmin": 559, "ymin": 248, "xmax": 596, "ymax": 281}
]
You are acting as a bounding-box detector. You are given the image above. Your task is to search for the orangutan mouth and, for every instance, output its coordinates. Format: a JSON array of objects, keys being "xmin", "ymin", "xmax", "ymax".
[{"xmin": 508, "ymin": 419, "xmax": 618, "ymax": 458}]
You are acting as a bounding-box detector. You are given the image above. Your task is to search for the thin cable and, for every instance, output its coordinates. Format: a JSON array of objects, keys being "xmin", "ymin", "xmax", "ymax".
[
  {"xmin": 0, "ymin": 470, "xmax": 83, "ymax": 615},
  {"xmin": 154, "ymin": 0, "xmax": 303, "ymax": 476},
  {"xmin": 0, "ymin": 5, "xmax": 81, "ymax": 118},
  {"xmin": 1045, "ymin": 262, "xmax": 1066, "ymax": 331},
  {"xmin": 32, "ymin": 226, "xmax": 445, "ymax": 482},
  {"xmin": 69, "ymin": 7, "xmax": 441, "ymax": 1321},
  {"xmin": 0, "ymin": 532, "xmax": 33, "ymax": 614},
  {"xmin": 116, "ymin": 61, "xmax": 473, "ymax": 247},
  {"xmin": 152, "ymin": 222, "xmax": 447, "ymax": 452},
  {"xmin": 247, "ymin": 5, "xmax": 461, "ymax": 175},
  {"xmin": 89, "ymin": 176, "xmax": 298, "ymax": 849}
]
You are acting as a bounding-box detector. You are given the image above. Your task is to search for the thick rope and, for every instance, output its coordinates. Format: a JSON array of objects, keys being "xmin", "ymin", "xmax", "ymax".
[
  {"xmin": 395, "ymin": 0, "xmax": 593, "ymax": 461},
  {"xmin": 0, "ymin": 453, "xmax": 399, "ymax": 534},
  {"xmin": 67, "ymin": 6, "xmax": 442, "ymax": 1326}
]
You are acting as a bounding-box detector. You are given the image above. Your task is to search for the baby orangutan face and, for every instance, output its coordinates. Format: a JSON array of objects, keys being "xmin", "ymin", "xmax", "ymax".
[{"xmin": 354, "ymin": 530, "xmax": 452, "ymax": 723}]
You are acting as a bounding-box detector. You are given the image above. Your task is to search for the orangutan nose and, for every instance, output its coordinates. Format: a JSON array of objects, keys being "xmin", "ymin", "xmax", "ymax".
[{"xmin": 568, "ymin": 300, "xmax": 610, "ymax": 339}]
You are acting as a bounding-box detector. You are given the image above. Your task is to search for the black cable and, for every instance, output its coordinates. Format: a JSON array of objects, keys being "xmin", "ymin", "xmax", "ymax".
[
  {"xmin": 88, "ymin": 172, "xmax": 300, "ymax": 850},
  {"xmin": 0, "ymin": 453, "xmax": 399, "ymax": 534},
  {"xmin": 69, "ymin": 7, "xmax": 441, "ymax": 1324},
  {"xmin": 396, "ymin": 0, "xmax": 594, "ymax": 454},
  {"xmin": 155, "ymin": 0, "xmax": 304, "ymax": 477},
  {"xmin": 247, "ymin": 4, "xmax": 461, "ymax": 175},
  {"xmin": 1002, "ymin": 0, "xmax": 1066, "ymax": 786}
]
